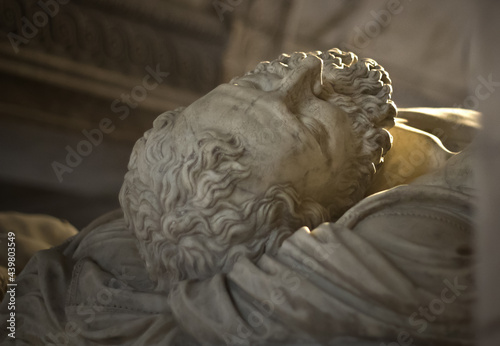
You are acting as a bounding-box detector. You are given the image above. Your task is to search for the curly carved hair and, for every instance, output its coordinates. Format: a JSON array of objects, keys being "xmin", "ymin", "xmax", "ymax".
[
  {"xmin": 120, "ymin": 49, "xmax": 396, "ymax": 290},
  {"xmin": 241, "ymin": 49, "xmax": 396, "ymax": 215},
  {"xmin": 119, "ymin": 109, "xmax": 329, "ymax": 290}
]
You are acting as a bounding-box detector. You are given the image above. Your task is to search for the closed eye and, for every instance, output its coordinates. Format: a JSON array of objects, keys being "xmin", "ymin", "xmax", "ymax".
[{"xmin": 300, "ymin": 115, "xmax": 331, "ymax": 161}]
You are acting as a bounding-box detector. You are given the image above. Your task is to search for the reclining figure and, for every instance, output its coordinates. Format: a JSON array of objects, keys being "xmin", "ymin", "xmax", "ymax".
[{"xmin": 0, "ymin": 49, "xmax": 476, "ymax": 345}]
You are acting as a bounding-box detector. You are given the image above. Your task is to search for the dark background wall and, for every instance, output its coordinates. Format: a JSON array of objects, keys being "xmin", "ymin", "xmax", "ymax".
[{"xmin": 0, "ymin": 0, "xmax": 232, "ymax": 228}]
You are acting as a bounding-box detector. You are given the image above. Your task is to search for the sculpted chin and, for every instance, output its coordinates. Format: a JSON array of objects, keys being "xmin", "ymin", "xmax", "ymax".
[{"xmin": 119, "ymin": 48, "xmax": 396, "ymax": 291}]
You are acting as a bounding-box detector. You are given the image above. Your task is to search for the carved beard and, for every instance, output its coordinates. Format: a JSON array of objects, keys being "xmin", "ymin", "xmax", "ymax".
[
  {"xmin": 121, "ymin": 118, "xmax": 330, "ymax": 291},
  {"xmin": 149, "ymin": 183, "xmax": 330, "ymax": 291}
]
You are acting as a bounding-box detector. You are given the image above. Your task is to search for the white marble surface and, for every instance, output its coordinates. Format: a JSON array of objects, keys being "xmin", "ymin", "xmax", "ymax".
[{"xmin": 0, "ymin": 48, "xmax": 478, "ymax": 345}]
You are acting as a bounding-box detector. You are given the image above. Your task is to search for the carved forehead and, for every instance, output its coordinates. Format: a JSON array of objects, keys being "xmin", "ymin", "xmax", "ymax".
[{"xmin": 170, "ymin": 84, "xmax": 306, "ymax": 153}]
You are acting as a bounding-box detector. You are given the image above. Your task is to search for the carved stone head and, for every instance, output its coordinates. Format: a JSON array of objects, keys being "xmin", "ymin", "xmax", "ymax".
[{"xmin": 119, "ymin": 49, "xmax": 396, "ymax": 290}]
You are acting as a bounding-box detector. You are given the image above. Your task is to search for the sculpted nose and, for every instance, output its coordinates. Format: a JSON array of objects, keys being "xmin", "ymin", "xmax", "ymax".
[{"xmin": 279, "ymin": 55, "xmax": 323, "ymax": 102}]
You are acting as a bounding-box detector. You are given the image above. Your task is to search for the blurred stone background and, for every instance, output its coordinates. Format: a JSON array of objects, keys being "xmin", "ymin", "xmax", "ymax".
[{"xmin": 0, "ymin": 0, "xmax": 495, "ymax": 225}]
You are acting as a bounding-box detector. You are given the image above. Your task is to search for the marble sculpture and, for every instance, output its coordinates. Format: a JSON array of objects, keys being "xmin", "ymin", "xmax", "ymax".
[{"xmin": 0, "ymin": 49, "xmax": 476, "ymax": 346}]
